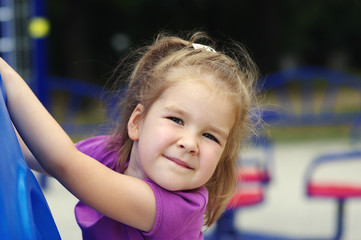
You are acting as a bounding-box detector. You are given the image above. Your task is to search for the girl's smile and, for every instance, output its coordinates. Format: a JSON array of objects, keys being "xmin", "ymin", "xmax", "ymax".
[
  {"xmin": 164, "ymin": 155, "xmax": 194, "ymax": 170},
  {"xmin": 126, "ymin": 69, "xmax": 236, "ymax": 191}
]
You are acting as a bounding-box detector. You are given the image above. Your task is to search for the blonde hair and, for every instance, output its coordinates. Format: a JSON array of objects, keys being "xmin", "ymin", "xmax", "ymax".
[{"xmin": 107, "ymin": 32, "xmax": 259, "ymax": 226}]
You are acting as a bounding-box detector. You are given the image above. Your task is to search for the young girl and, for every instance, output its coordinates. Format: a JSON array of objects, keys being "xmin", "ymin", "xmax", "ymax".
[{"xmin": 1, "ymin": 32, "xmax": 259, "ymax": 239}]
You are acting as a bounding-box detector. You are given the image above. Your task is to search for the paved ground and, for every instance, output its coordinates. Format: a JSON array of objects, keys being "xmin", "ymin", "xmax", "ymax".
[{"xmin": 41, "ymin": 139, "xmax": 361, "ymax": 240}]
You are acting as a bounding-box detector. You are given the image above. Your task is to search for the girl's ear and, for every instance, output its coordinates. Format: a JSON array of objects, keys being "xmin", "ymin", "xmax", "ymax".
[{"xmin": 128, "ymin": 104, "xmax": 144, "ymax": 141}]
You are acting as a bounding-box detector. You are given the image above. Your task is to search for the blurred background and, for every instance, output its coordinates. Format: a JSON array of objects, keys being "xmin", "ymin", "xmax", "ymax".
[
  {"xmin": 46, "ymin": 0, "xmax": 361, "ymax": 82},
  {"xmin": 1, "ymin": 0, "xmax": 361, "ymax": 239},
  {"xmin": 3, "ymin": 0, "xmax": 361, "ymax": 83}
]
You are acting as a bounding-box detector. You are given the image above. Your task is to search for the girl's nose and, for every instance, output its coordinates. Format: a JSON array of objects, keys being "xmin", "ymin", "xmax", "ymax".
[{"xmin": 177, "ymin": 134, "xmax": 198, "ymax": 154}]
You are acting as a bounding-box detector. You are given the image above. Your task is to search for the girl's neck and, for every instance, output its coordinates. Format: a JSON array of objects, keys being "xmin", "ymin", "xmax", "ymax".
[{"xmin": 125, "ymin": 142, "xmax": 147, "ymax": 179}]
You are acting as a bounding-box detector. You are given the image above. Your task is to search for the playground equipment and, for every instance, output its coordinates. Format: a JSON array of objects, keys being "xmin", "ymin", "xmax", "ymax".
[
  {"xmin": 1, "ymin": 0, "xmax": 112, "ymax": 137},
  {"xmin": 265, "ymin": 66, "xmax": 361, "ymax": 240},
  {"xmin": 206, "ymin": 66, "xmax": 361, "ymax": 240},
  {"xmin": 0, "ymin": 75, "xmax": 60, "ymax": 239},
  {"xmin": 0, "ymin": 0, "xmax": 49, "ymax": 105}
]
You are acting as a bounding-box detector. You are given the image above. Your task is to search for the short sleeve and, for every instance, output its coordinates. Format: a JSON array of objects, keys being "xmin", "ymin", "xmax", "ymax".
[{"xmin": 143, "ymin": 180, "xmax": 208, "ymax": 240}]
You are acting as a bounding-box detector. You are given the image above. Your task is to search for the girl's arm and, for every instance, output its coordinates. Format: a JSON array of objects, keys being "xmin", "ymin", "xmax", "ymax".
[
  {"xmin": 14, "ymin": 125, "xmax": 49, "ymax": 175},
  {"xmin": 0, "ymin": 58, "xmax": 156, "ymax": 232}
]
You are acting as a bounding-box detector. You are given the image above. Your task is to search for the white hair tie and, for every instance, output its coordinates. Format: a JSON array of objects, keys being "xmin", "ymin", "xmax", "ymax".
[{"xmin": 192, "ymin": 43, "xmax": 216, "ymax": 52}]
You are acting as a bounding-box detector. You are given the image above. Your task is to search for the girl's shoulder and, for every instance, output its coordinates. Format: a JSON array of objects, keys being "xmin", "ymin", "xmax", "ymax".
[{"xmin": 76, "ymin": 135, "xmax": 118, "ymax": 169}]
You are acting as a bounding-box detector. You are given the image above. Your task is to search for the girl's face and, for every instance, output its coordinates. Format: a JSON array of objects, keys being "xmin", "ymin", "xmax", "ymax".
[{"xmin": 126, "ymin": 70, "xmax": 235, "ymax": 191}]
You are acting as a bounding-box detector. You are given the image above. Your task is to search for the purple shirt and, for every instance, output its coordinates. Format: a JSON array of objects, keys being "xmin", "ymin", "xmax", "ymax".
[{"xmin": 75, "ymin": 136, "xmax": 208, "ymax": 240}]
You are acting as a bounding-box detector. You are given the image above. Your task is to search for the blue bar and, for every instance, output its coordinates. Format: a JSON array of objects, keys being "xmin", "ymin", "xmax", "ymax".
[
  {"xmin": 29, "ymin": 0, "xmax": 49, "ymax": 108},
  {"xmin": 0, "ymin": 0, "xmax": 15, "ymax": 66}
]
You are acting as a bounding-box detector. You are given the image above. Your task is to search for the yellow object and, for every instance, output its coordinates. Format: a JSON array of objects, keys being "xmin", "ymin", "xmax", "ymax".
[{"xmin": 28, "ymin": 17, "xmax": 50, "ymax": 38}]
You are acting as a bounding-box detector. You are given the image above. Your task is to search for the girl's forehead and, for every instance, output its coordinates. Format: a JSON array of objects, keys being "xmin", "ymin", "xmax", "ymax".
[
  {"xmin": 165, "ymin": 76, "xmax": 215, "ymax": 99},
  {"xmin": 161, "ymin": 75, "xmax": 234, "ymax": 113},
  {"xmin": 166, "ymin": 72, "xmax": 232, "ymax": 105},
  {"xmin": 165, "ymin": 67, "xmax": 219, "ymax": 91}
]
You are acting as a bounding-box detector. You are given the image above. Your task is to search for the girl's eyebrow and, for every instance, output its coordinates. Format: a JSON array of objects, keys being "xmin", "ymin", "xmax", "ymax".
[{"xmin": 164, "ymin": 105, "xmax": 189, "ymax": 117}]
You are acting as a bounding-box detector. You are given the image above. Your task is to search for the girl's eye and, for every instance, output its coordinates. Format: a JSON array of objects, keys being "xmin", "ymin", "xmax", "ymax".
[
  {"xmin": 168, "ymin": 117, "xmax": 183, "ymax": 125},
  {"xmin": 203, "ymin": 133, "xmax": 219, "ymax": 143}
]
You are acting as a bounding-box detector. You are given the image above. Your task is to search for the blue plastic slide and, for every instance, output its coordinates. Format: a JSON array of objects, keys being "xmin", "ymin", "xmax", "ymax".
[{"xmin": 0, "ymin": 74, "xmax": 60, "ymax": 239}]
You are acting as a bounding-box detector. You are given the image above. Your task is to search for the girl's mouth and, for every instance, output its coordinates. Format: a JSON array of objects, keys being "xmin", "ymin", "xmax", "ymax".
[{"xmin": 164, "ymin": 155, "xmax": 193, "ymax": 169}]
